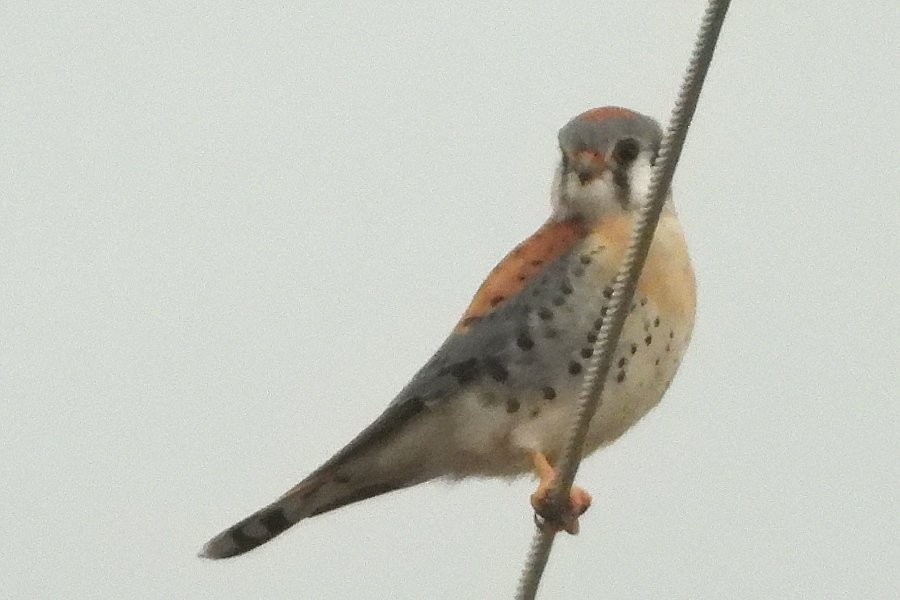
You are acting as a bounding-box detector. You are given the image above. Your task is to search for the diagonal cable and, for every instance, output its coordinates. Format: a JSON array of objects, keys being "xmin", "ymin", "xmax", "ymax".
[{"xmin": 515, "ymin": 1, "xmax": 731, "ymax": 598}]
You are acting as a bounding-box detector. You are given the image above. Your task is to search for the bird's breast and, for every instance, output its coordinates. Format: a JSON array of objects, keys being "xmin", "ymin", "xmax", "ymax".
[
  {"xmin": 469, "ymin": 211, "xmax": 695, "ymax": 467},
  {"xmin": 585, "ymin": 211, "xmax": 696, "ymax": 322},
  {"xmin": 438, "ymin": 211, "xmax": 696, "ymax": 474}
]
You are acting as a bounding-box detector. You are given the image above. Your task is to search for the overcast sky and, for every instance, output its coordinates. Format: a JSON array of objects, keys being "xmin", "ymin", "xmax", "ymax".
[{"xmin": 2, "ymin": 2, "xmax": 898, "ymax": 599}]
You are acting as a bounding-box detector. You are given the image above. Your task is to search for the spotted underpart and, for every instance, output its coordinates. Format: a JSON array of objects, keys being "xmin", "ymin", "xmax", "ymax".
[
  {"xmin": 376, "ymin": 209, "xmax": 695, "ymax": 468},
  {"xmin": 200, "ymin": 106, "xmax": 695, "ymax": 561},
  {"xmin": 201, "ymin": 211, "xmax": 695, "ymax": 561}
]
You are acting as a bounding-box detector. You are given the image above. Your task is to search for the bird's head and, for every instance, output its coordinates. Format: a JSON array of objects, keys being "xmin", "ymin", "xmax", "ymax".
[{"xmin": 552, "ymin": 106, "xmax": 665, "ymax": 221}]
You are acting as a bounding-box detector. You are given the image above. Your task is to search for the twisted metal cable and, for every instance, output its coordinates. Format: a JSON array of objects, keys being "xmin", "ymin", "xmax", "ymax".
[{"xmin": 514, "ymin": 1, "xmax": 731, "ymax": 598}]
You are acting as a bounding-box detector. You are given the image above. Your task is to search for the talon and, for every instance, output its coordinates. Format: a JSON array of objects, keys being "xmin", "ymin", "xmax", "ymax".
[{"xmin": 527, "ymin": 451, "xmax": 593, "ymax": 535}]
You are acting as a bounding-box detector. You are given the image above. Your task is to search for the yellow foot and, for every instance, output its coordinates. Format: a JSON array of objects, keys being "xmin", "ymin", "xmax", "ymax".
[{"xmin": 528, "ymin": 451, "xmax": 593, "ymax": 534}]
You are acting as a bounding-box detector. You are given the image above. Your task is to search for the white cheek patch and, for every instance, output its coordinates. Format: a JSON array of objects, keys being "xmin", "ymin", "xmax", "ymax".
[
  {"xmin": 551, "ymin": 152, "xmax": 666, "ymax": 219},
  {"xmin": 627, "ymin": 154, "xmax": 655, "ymax": 206}
]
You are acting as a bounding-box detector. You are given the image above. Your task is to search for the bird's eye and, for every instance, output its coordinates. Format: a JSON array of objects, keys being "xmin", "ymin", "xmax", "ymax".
[{"xmin": 612, "ymin": 138, "xmax": 640, "ymax": 164}]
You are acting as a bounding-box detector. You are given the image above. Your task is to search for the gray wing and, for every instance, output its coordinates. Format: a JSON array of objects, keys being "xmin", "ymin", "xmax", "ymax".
[{"xmin": 311, "ymin": 245, "xmax": 592, "ymax": 474}]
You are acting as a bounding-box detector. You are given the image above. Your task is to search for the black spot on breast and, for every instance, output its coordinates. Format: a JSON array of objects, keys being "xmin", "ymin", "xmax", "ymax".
[
  {"xmin": 618, "ymin": 357, "xmax": 626, "ymax": 368},
  {"xmin": 516, "ymin": 332, "xmax": 534, "ymax": 350},
  {"xmin": 530, "ymin": 407, "xmax": 541, "ymax": 418},
  {"xmin": 654, "ymin": 358, "xmax": 660, "ymax": 366},
  {"xmin": 654, "ymin": 317, "xmax": 660, "ymax": 327},
  {"xmin": 573, "ymin": 266, "xmax": 585, "ymax": 277},
  {"xmin": 446, "ymin": 358, "xmax": 480, "ymax": 384},
  {"xmin": 580, "ymin": 347, "xmax": 593, "ymax": 359},
  {"xmin": 640, "ymin": 297, "xmax": 648, "ymax": 306},
  {"xmin": 542, "ymin": 386, "xmax": 557, "ymax": 400},
  {"xmin": 669, "ymin": 330, "xmax": 675, "ymax": 339},
  {"xmin": 645, "ymin": 335, "xmax": 652, "ymax": 346},
  {"xmin": 561, "ymin": 280, "xmax": 573, "ymax": 294},
  {"xmin": 538, "ymin": 307, "xmax": 553, "ymax": 320},
  {"xmin": 580, "ymin": 255, "xmax": 592, "ymax": 265},
  {"xmin": 483, "ymin": 356, "xmax": 509, "ymax": 382},
  {"xmin": 630, "ymin": 343, "xmax": 638, "ymax": 355},
  {"xmin": 568, "ymin": 361, "xmax": 582, "ymax": 375},
  {"xmin": 603, "ymin": 287, "xmax": 613, "ymax": 299},
  {"xmin": 616, "ymin": 371, "xmax": 626, "ymax": 383},
  {"xmin": 506, "ymin": 398, "xmax": 520, "ymax": 413},
  {"xmin": 586, "ymin": 331, "xmax": 598, "ymax": 343},
  {"xmin": 593, "ymin": 318, "xmax": 604, "ymax": 330}
]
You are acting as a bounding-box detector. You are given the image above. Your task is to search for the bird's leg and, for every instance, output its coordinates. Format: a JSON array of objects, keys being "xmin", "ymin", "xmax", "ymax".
[{"xmin": 528, "ymin": 450, "xmax": 592, "ymax": 535}]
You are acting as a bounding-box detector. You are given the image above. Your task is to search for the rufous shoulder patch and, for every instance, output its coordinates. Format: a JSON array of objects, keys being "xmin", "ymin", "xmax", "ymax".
[{"xmin": 455, "ymin": 219, "xmax": 588, "ymax": 332}]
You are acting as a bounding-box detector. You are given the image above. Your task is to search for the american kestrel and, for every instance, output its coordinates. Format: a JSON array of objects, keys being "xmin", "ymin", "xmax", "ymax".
[{"xmin": 201, "ymin": 106, "xmax": 696, "ymax": 559}]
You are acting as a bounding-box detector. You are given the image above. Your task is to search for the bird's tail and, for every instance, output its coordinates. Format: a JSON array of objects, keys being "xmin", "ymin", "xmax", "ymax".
[
  {"xmin": 200, "ymin": 396, "xmax": 439, "ymax": 559},
  {"xmin": 199, "ymin": 466, "xmax": 412, "ymax": 559}
]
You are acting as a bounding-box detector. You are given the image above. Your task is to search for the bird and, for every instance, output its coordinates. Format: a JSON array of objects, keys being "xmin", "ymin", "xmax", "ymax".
[{"xmin": 200, "ymin": 106, "xmax": 696, "ymax": 559}]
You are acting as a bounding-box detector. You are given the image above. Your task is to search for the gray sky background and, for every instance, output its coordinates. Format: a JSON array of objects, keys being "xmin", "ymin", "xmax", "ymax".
[{"xmin": 2, "ymin": 2, "xmax": 898, "ymax": 599}]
